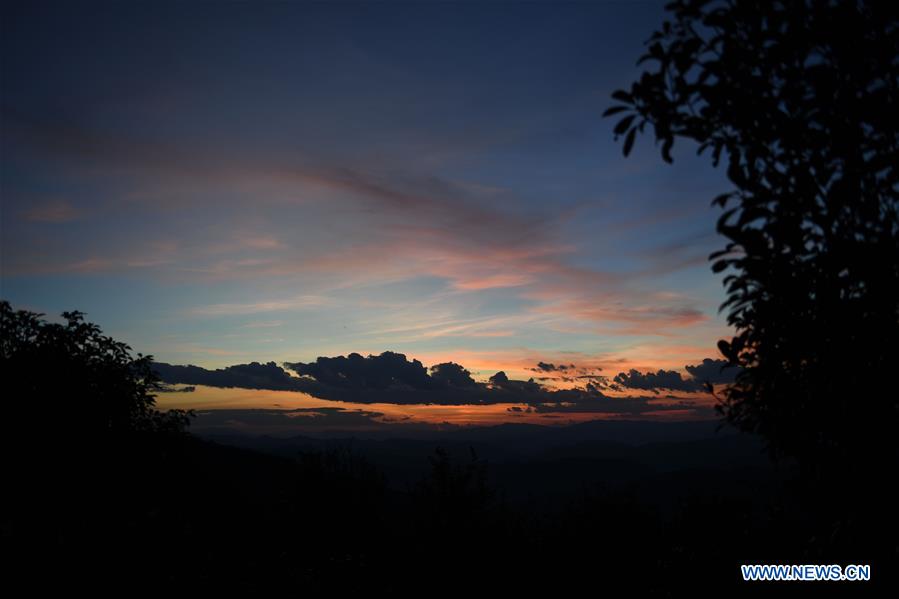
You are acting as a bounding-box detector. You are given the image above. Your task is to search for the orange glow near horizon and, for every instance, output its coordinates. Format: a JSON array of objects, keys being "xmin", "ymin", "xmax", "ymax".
[{"xmin": 156, "ymin": 384, "xmax": 716, "ymax": 434}]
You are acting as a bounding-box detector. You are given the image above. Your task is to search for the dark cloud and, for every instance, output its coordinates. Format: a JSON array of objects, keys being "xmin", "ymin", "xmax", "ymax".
[
  {"xmin": 158, "ymin": 384, "xmax": 195, "ymax": 393},
  {"xmin": 488, "ymin": 371, "xmax": 509, "ymax": 386},
  {"xmin": 531, "ymin": 361, "xmax": 577, "ymax": 373},
  {"xmin": 489, "ymin": 371, "xmax": 542, "ymax": 394},
  {"xmin": 429, "ymin": 362, "xmax": 477, "ymax": 388},
  {"xmin": 154, "ymin": 352, "xmax": 710, "ymax": 419},
  {"xmin": 584, "ymin": 382, "xmax": 605, "ymax": 395},
  {"xmin": 684, "ymin": 358, "xmax": 741, "ymax": 385},
  {"xmin": 613, "ymin": 369, "xmax": 702, "ymax": 393},
  {"xmin": 287, "ymin": 351, "xmax": 434, "ymax": 390},
  {"xmin": 527, "ymin": 363, "xmax": 610, "ymax": 389},
  {"xmin": 153, "ymin": 361, "xmax": 299, "ymax": 391},
  {"xmin": 157, "ymin": 355, "xmax": 555, "ymax": 405}
]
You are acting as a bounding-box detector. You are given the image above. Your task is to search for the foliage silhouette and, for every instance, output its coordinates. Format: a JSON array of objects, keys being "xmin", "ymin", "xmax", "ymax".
[
  {"xmin": 1, "ymin": 300, "xmax": 198, "ymax": 591},
  {"xmin": 606, "ymin": 0, "xmax": 899, "ymax": 476},
  {"xmin": 1, "ymin": 300, "xmax": 191, "ymax": 437}
]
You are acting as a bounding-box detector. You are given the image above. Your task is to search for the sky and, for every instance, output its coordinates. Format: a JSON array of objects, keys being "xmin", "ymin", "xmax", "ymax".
[{"xmin": 1, "ymin": 1, "xmax": 736, "ymax": 427}]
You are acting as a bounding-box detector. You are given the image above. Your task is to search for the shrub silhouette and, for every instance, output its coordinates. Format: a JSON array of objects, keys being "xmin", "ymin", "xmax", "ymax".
[
  {"xmin": 605, "ymin": 0, "xmax": 899, "ymax": 478},
  {"xmin": 1, "ymin": 300, "xmax": 191, "ymax": 438}
]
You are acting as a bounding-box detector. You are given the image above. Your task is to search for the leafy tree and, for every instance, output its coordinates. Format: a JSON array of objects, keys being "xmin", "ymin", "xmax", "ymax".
[
  {"xmin": 606, "ymin": 1, "xmax": 898, "ymax": 473},
  {"xmin": 0, "ymin": 300, "xmax": 191, "ymax": 438},
  {"xmin": 1, "ymin": 300, "xmax": 194, "ymax": 587}
]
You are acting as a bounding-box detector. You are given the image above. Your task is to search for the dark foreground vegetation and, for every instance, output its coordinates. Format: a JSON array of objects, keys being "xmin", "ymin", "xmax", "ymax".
[
  {"xmin": 2, "ymin": 421, "xmax": 895, "ymax": 595},
  {"xmin": 1, "ymin": 300, "xmax": 896, "ymax": 594}
]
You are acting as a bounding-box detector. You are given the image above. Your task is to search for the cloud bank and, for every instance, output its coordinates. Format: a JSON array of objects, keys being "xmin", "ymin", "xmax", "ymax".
[{"xmin": 154, "ymin": 350, "xmax": 726, "ymax": 419}]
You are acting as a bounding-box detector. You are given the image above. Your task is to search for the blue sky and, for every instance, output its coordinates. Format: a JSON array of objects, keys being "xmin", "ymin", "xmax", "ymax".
[{"xmin": 1, "ymin": 1, "xmax": 733, "ymax": 381}]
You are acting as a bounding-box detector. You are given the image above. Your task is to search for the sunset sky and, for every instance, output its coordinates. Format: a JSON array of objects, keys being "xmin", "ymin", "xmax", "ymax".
[{"xmin": 2, "ymin": 2, "xmax": 736, "ymax": 426}]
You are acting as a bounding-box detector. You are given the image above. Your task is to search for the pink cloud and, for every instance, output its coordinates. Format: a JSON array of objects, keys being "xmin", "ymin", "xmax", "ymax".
[{"xmin": 4, "ymin": 111, "xmax": 716, "ymax": 338}]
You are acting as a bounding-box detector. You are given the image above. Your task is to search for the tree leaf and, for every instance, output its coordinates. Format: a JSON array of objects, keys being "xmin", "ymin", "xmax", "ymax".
[
  {"xmin": 602, "ymin": 105, "xmax": 629, "ymax": 117},
  {"xmin": 661, "ymin": 137, "xmax": 674, "ymax": 163},
  {"xmin": 623, "ymin": 127, "xmax": 637, "ymax": 156},
  {"xmin": 614, "ymin": 114, "xmax": 636, "ymax": 136},
  {"xmin": 611, "ymin": 89, "xmax": 633, "ymax": 103}
]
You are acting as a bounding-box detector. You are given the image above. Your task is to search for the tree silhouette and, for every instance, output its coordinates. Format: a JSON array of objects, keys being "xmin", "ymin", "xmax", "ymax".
[
  {"xmin": 606, "ymin": 1, "xmax": 898, "ymax": 475},
  {"xmin": 1, "ymin": 301, "xmax": 195, "ymax": 589},
  {"xmin": 0, "ymin": 300, "xmax": 191, "ymax": 438}
]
